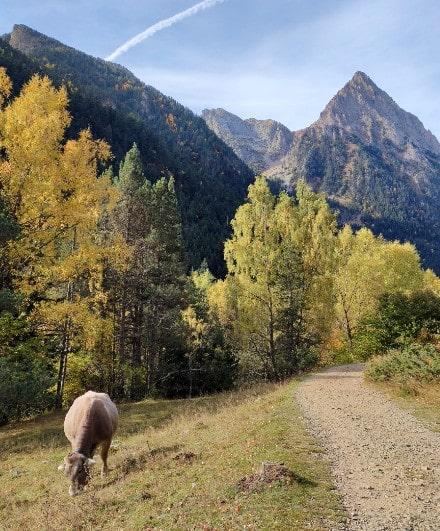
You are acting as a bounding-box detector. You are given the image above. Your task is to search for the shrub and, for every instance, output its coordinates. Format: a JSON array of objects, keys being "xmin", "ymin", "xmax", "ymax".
[
  {"xmin": 365, "ymin": 343, "xmax": 440, "ymax": 390},
  {"xmin": 0, "ymin": 354, "xmax": 54, "ymax": 424},
  {"xmin": 351, "ymin": 291, "xmax": 440, "ymax": 360}
]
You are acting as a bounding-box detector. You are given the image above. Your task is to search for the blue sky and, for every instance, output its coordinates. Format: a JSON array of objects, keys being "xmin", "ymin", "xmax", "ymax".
[{"xmin": 2, "ymin": 0, "xmax": 440, "ymax": 136}]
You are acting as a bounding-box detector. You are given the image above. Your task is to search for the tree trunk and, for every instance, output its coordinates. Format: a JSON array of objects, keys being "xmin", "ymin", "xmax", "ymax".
[
  {"xmin": 188, "ymin": 353, "xmax": 193, "ymax": 399},
  {"xmin": 54, "ymin": 230, "xmax": 76, "ymax": 410},
  {"xmin": 118, "ymin": 283, "xmax": 128, "ymax": 370},
  {"xmin": 342, "ymin": 298, "xmax": 353, "ymax": 346},
  {"xmin": 132, "ymin": 302, "xmax": 143, "ymax": 366},
  {"xmin": 267, "ymin": 293, "xmax": 279, "ymax": 380},
  {"xmin": 54, "ymin": 314, "xmax": 71, "ymax": 409}
]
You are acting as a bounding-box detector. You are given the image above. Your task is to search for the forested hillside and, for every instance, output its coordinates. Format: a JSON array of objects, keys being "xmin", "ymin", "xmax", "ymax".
[{"xmin": 1, "ymin": 25, "xmax": 254, "ymax": 275}]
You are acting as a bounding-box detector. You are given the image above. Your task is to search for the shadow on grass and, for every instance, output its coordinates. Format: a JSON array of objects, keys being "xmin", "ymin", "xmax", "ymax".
[
  {"xmin": 0, "ymin": 412, "xmax": 66, "ymax": 454},
  {"xmin": 98, "ymin": 443, "xmax": 183, "ymax": 489},
  {"xmin": 291, "ymin": 471, "xmax": 318, "ymax": 487}
]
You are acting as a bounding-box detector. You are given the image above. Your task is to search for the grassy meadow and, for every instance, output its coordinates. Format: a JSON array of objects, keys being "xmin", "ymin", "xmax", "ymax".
[{"xmin": 0, "ymin": 381, "xmax": 345, "ymax": 530}]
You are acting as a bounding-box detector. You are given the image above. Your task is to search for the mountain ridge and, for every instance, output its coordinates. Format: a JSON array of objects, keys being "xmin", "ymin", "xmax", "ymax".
[
  {"xmin": 316, "ymin": 71, "xmax": 440, "ymax": 154},
  {"xmin": 203, "ymin": 72, "xmax": 440, "ymax": 271},
  {"xmin": 2, "ymin": 24, "xmax": 254, "ymax": 275},
  {"xmin": 202, "ymin": 107, "xmax": 293, "ymax": 174}
]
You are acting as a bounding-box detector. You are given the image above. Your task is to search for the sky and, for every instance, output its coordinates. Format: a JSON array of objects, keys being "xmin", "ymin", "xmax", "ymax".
[{"xmin": 2, "ymin": 0, "xmax": 440, "ymax": 136}]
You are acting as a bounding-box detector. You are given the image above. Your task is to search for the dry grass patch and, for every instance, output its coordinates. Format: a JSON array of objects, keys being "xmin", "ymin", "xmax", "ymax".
[
  {"xmin": 1, "ymin": 382, "xmax": 345, "ymax": 530},
  {"xmin": 374, "ymin": 380, "xmax": 440, "ymax": 433}
]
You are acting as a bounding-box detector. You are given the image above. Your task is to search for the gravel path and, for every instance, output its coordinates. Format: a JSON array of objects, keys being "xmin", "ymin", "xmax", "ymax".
[{"xmin": 296, "ymin": 364, "xmax": 440, "ymax": 531}]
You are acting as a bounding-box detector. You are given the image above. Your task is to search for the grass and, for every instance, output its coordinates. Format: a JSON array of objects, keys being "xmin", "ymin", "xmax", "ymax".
[
  {"xmin": 372, "ymin": 378, "xmax": 440, "ymax": 434},
  {"xmin": 365, "ymin": 342, "xmax": 440, "ymax": 433},
  {"xmin": 0, "ymin": 381, "xmax": 345, "ymax": 530}
]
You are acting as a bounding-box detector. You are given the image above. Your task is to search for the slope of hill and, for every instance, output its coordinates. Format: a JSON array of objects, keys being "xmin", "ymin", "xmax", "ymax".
[
  {"xmin": 204, "ymin": 72, "xmax": 440, "ymax": 271},
  {"xmin": 0, "ymin": 382, "xmax": 344, "ymax": 529},
  {"xmin": 1, "ymin": 25, "xmax": 254, "ymax": 276}
]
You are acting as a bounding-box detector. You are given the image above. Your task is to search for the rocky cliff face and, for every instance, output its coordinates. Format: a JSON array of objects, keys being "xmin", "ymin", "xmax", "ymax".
[
  {"xmin": 202, "ymin": 108, "xmax": 293, "ymax": 174},
  {"xmin": 204, "ymin": 72, "xmax": 440, "ymax": 271}
]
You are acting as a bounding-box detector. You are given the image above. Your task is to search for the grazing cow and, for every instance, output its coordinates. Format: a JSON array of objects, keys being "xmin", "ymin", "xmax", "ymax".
[{"xmin": 58, "ymin": 391, "xmax": 118, "ymax": 496}]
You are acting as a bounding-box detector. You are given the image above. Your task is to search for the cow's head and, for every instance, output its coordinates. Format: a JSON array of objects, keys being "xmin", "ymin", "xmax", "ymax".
[{"xmin": 58, "ymin": 452, "xmax": 96, "ymax": 496}]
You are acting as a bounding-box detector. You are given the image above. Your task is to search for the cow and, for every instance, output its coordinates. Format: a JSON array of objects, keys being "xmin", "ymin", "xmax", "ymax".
[{"xmin": 57, "ymin": 391, "xmax": 118, "ymax": 496}]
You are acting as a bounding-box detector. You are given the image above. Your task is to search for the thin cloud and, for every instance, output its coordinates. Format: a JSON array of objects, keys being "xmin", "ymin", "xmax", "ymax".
[{"xmin": 106, "ymin": 0, "xmax": 227, "ymax": 62}]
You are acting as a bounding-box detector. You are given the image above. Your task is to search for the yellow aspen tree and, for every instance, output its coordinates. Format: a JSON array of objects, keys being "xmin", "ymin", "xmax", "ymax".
[
  {"xmin": 0, "ymin": 72, "xmax": 126, "ymax": 407},
  {"xmin": 334, "ymin": 227, "xmax": 424, "ymax": 343},
  {"xmin": 224, "ymin": 177, "xmax": 313, "ymax": 379}
]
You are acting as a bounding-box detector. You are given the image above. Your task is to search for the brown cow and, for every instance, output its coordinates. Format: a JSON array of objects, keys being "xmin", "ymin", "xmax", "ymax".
[{"xmin": 58, "ymin": 391, "xmax": 118, "ymax": 496}]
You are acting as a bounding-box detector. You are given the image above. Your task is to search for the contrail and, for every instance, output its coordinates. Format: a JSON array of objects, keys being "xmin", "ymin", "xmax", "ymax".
[{"xmin": 106, "ymin": 0, "xmax": 227, "ymax": 62}]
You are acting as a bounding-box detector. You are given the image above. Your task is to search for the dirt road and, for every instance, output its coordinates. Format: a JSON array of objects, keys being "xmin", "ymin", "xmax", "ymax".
[{"xmin": 296, "ymin": 364, "xmax": 440, "ymax": 530}]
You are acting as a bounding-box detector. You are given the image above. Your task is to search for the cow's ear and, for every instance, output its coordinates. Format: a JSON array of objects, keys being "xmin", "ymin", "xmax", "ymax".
[
  {"xmin": 58, "ymin": 463, "xmax": 65, "ymax": 471},
  {"xmin": 86, "ymin": 458, "xmax": 96, "ymax": 466}
]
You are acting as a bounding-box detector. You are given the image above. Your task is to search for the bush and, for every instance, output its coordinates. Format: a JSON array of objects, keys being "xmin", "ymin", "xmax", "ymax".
[
  {"xmin": 365, "ymin": 343, "xmax": 440, "ymax": 390},
  {"xmin": 0, "ymin": 289, "xmax": 22, "ymax": 315},
  {"xmin": 351, "ymin": 291, "xmax": 440, "ymax": 360}
]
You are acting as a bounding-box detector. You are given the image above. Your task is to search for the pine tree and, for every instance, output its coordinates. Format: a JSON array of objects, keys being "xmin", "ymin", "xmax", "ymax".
[
  {"xmin": 142, "ymin": 177, "xmax": 187, "ymax": 394},
  {"xmin": 108, "ymin": 145, "xmax": 187, "ymax": 398}
]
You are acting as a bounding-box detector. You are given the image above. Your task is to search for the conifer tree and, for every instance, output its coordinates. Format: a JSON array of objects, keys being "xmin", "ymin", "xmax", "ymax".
[
  {"xmin": 142, "ymin": 177, "xmax": 187, "ymax": 394},
  {"xmin": 109, "ymin": 145, "xmax": 186, "ymax": 397}
]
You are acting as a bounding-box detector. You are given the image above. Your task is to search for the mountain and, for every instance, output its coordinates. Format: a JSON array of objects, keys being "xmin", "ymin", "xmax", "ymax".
[
  {"xmin": 202, "ymin": 108, "xmax": 293, "ymax": 174},
  {"xmin": 203, "ymin": 72, "xmax": 440, "ymax": 272},
  {"xmin": 1, "ymin": 25, "xmax": 254, "ymax": 276}
]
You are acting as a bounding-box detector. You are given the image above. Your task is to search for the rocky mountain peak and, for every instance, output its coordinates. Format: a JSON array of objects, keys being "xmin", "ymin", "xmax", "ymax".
[
  {"xmin": 202, "ymin": 108, "xmax": 252, "ymax": 137},
  {"xmin": 9, "ymin": 24, "xmax": 59, "ymax": 56},
  {"xmin": 202, "ymin": 71, "xmax": 440, "ymax": 271},
  {"xmin": 316, "ymin": 71, "xmax": 440, "ymax": 154},
  {"xmin": 349, "ymin": 70, "xmax": 378, "ymax": 88}
]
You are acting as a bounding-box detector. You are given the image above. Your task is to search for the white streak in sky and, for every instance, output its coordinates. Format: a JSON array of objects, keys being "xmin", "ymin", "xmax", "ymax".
[{"xmin": 106, "ymin": 0, "xmax": 226, "ymax": 61}]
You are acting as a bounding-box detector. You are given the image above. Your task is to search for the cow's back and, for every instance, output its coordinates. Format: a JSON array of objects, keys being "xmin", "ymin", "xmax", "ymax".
[{"xmin": 64, "ymin": 391, "xmax": 118, "ymax": 448}]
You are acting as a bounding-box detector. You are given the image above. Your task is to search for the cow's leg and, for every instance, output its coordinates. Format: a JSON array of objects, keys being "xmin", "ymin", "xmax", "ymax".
[{"xmin": 100, "ymin": 439, "xmax": 111, "ymax": 477}]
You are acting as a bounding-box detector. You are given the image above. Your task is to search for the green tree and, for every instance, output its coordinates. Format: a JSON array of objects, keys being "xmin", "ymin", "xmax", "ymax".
[
  {"xmin": 353, "ymin": 290, "xmax": 440, "ymax": 359},
  {"xmin": 223, "ymin": 177, "xmax": 313, "ymax": 379},
  {"xmin": 107, "ymin": 145, "xmax": 187, "ymax": 398},
  {"xmin": 0, "ymin": 312, "xmax": 54, "ymax": 424},
  {"xmin": 183, "ymin": 263, "xmax": 236, "ymax": 397}
]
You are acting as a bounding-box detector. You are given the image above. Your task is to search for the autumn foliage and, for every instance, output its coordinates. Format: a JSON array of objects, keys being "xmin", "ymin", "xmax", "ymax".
[{"xmin": 1, "ymin": 67, "xmax": 440, "ymax": 422}]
